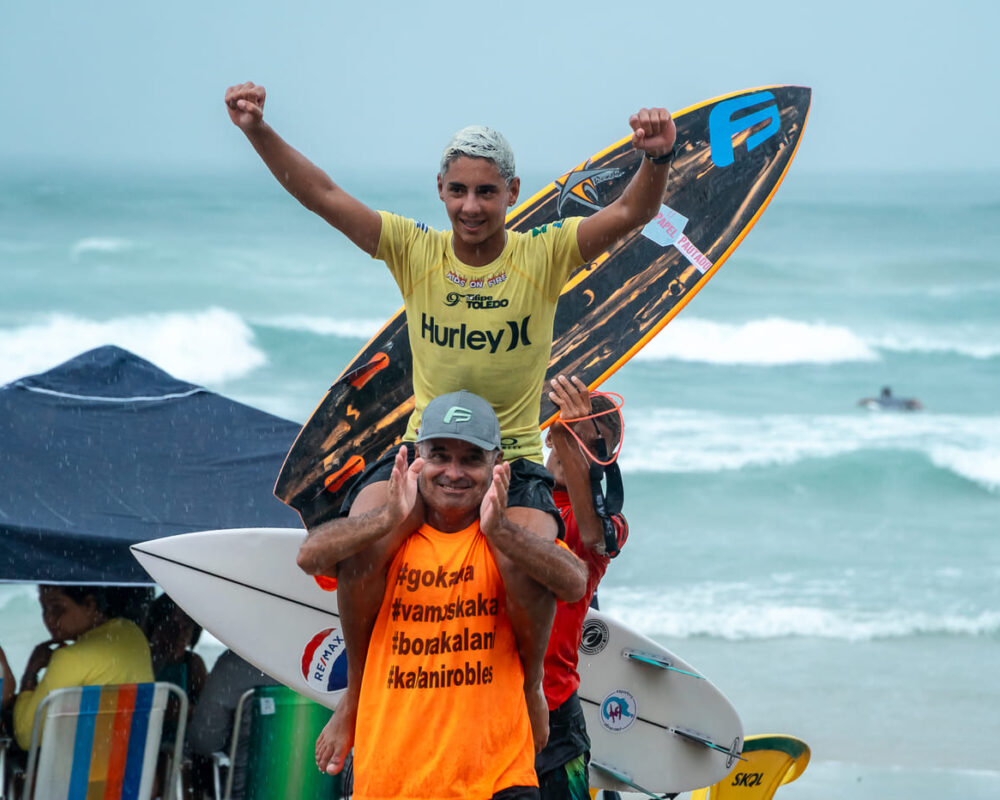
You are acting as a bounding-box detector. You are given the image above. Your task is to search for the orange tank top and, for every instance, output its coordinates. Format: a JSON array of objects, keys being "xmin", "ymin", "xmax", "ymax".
[{"xmin": 353, "ymin": 521, "xmax": 536, "ymax": 800}]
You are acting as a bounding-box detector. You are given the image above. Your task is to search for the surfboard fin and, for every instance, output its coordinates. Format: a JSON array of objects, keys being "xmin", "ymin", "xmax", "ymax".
[
  {"xmin": 622, "ymin": 648, "xmax": 703, "ymax": 678},
  {"xmin": 321, "ymin": 454, "xmax": 366, "ymax": 495},
  {"xmin": 346, "ymin": 352, "xmax": 389, "ymax": 389},
  {"xmin": 673, "ymin": 728, "xmax": 747, "ymax": 762},
  {"xmin": 589, "ymin": 759, "xmax": 678, "ymax": 799}
]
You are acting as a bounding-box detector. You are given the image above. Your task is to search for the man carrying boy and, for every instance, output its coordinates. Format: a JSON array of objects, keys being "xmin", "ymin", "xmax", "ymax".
[
  {"xmin": 301, "ymin": 390, "xmax": 585, "ymax": 799},
  {"xmin": 226, "ymin": 81, "xmax": 675, "ymax": 767}
]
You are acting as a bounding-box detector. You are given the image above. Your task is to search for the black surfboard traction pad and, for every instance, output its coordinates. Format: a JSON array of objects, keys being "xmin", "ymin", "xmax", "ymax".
[{"xmin": 275, "ymin": 86, "xmax": 812, "ymax": 527}]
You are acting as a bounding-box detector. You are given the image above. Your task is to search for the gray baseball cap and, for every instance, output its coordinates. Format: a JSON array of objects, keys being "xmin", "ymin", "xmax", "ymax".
[{"xmin": 416, "ymin": 390, "xmax": 501, "ymax": 451}]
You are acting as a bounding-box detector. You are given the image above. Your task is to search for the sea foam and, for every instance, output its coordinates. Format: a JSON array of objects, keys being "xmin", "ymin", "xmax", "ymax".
[
  {"xmin": 0, "ymin": 308, "xmax": 265, "ymax": 387},
  {"xmin": 619, "ymin": 409, "xmax": 1000, "ymax": 493},
  {"xmin": 70, "ymin": 237, "xmax": 135, "ymax": 258},
  {"xmin": 928, "ymin": 446, "xmax": 1000, "ymax": 493},
  {"xmin": 872, "ymin": 328, "xmax": 1000, "ymax": 359},
  {"xmin": 635, "ymin": 316, "xmax": 1000, "ymax": 365},
  {"xmin": 634, "ymin": 317, "xmax": 878, "ymax": 365},
  {"xmin": 606, "ymin": 586, "xmax": 1000, "ymax": 641},
  {"xmin": 259, "ymin": 315, "xmax": 384, "ymax": 339}
]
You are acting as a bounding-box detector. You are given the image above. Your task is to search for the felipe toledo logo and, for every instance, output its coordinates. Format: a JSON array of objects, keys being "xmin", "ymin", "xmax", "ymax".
[{"xmin": 445, "ymin": 292, "xmax": 510, "ymax": 310}]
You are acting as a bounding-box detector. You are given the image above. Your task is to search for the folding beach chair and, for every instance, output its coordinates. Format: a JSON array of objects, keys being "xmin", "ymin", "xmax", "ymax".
[
  {"xmin": 0, "ymin": 736, "xmax": 8, "ymax": 800},
  {"xmin": 689, "ymin": 734, "xmax": 810, "ymax": 800},
  {"xmin": 20, "ymin": 682, "xmax": 187, "ymax": 800},
  {"xmin": 213, "ymin": 684, "xmax": 343, "ymax": 800},
  {"xmin": 1, "ymin": 676, "xmax": 10, "ymax": 800}
]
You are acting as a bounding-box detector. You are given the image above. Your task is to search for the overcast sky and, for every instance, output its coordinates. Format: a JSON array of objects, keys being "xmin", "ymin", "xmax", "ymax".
[{"xmin": 2, "ymin": 0, "xmax": 997, "ymax": 175}]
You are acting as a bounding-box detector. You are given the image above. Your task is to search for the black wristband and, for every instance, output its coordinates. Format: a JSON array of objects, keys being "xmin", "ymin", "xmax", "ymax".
[{"xmin": 644, "ymin": 147, "xmax": 676, "ymax": 165}]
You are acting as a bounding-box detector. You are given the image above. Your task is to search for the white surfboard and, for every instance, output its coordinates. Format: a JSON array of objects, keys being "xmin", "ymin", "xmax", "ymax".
[{"xmin": 132, "ymin": 528, "xmax": 743, "ymax": 794}]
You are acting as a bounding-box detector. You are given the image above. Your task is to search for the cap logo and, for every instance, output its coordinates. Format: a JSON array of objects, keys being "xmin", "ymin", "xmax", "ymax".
[{"xmin": 443, "ymin": 405, "xmax": 472, "ymax": 424}]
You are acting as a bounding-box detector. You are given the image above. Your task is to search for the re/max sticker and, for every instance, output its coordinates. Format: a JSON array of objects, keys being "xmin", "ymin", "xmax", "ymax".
[{"xmin": 641, "ymin": 205, "xmax": 713, "ymax": 274}]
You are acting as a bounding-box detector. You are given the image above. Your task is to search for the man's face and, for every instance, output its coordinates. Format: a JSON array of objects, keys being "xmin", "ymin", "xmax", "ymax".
[
  {"xmin": 437, "ymin": 156, "xmax": 519, "ymax": 253},
  {"xmin": 418, "ymin": 437, "xmax": 498, "ymax": 519}
]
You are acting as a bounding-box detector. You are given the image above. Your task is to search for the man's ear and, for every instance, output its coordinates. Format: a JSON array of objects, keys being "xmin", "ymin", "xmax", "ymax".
[
  {"xmin": 437, "ymin": 173, "xmax": 445, "ymax": 201},
  {"xmin": 507, "ymin": 176, "xmax": 520, "ymax": 207}
]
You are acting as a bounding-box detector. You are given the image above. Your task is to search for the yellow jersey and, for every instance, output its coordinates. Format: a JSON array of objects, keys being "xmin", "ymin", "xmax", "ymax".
[
  {"xmin": 13, "ymin": 618, "xmax": 154, "ymax": 749},
  {"xmin": 376, "ymin": 211, "xmax": 584, "ymax": 463}
]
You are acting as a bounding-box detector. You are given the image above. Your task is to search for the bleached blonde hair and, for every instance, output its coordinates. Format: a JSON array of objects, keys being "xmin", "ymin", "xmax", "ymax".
[{"xmin": 439, "ymin": 125, "xmax": 516, "ymax": 185}]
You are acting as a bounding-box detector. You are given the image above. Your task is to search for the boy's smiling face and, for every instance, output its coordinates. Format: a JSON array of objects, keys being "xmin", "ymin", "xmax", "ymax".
[{"xmin": 438, "ymin": 156, "xmax": 519, "ymax": 264}]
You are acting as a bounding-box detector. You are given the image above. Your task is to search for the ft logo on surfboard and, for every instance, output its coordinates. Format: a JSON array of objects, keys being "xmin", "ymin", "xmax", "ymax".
[{"xmin": 709, "ymin": 91, "xmax": 781, "ymax": 168}]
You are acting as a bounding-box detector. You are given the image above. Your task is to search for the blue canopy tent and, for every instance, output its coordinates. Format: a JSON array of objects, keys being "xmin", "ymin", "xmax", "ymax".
[{"xmin": 0, "ymin": 346, "xmax": 302, "ymax": 584}]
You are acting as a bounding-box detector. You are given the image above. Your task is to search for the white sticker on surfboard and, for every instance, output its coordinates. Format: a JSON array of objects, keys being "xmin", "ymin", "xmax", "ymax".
[
  {"xmin": 580, "ymin": 618, "xmax": 610, "ymax": 655},
  {"xmin": 642, "ymin": 205, "xmax": 714, "ymax": 273},
  {"xmin": 600, "ymin": 689, "xmax": 638, "ymax": 732},
  {"xmin": 300, "ymin": 627, "xmax": 349, "ymax": 693}
]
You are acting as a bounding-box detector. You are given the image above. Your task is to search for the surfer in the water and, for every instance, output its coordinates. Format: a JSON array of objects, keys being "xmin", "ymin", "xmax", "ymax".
[
  {"xmin": 858, "ymin": 386, "xmax": 923, "ymax": 411},
  {"xmin": 225, "ymin": 80, "xmax": 675, "ymax": 768},
  {"xmin": 302, "ymin": 391, "xmax": 586, "ymax": 799}
]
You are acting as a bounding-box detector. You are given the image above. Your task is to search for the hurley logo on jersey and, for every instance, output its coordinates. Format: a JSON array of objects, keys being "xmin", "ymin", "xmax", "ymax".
[{"xmin": 421, "ymin": 313, "xmax": 532, "ymax": 353}]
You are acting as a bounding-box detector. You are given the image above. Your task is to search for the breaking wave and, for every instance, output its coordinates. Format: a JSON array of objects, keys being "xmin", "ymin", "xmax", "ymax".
[
  {"xmin": 0, "ymin": 308, "xmax": 265, "ymax": 386},
  {"xmin": 636, "ymin": 317, "xmax": 1000, "ymax": 364},
  {"xmin": 258, "ymin": 315, "xmax": 385, "ymax": 339},
  {"xmin": 70, "ymin": 237, "xmax": 135, "ymax": 258},
  {"xmin": 635, "ymin": 317, "xmax": 878, "ymax": 365},
  {"xmin": 619, "ymin": 409, "xmax": 1000, "ymax": 493},
  {"xmin": 606, "ymin": 586, "xmax": 1000, "ymax": 641}
]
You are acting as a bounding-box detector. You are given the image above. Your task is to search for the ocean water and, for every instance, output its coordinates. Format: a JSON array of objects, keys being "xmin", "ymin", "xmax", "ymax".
[{"xmin": 1, "ymin": 163, "xmax": 998, "ymax": 798}]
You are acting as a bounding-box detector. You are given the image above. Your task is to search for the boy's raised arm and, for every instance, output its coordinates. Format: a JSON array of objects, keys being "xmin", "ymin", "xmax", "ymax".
[
  {"xmin": 225, "ymin": 82, "xmax": 382, "ymax": 257},
  {"xmin": 576, "ymin": 106, "xmax": 676, "ymax": 263}
]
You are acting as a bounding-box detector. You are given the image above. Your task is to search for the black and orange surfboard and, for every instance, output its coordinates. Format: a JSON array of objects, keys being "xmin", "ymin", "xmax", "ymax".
[{"xmin": 275, "ymin": 86, "xmax": 812, "ymax": 525}]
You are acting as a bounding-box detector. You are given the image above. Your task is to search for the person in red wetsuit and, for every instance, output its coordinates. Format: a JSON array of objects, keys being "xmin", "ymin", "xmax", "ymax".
[{"xmin": 537, "ymin": 374, "xmax": 628, "ymax": 800}]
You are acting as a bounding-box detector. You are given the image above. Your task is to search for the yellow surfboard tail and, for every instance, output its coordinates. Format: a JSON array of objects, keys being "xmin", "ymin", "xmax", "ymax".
[{"xmin": 688, "ymin": 734, "xmax": 811, "ymax": 800}]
